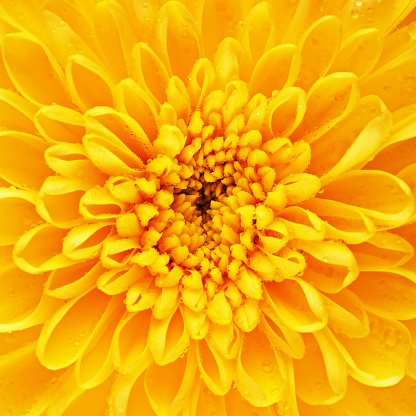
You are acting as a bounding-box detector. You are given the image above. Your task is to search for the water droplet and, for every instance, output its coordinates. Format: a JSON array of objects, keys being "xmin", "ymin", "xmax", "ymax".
[
  {"xmin": 261, "ymin": 359, "xmax": 274, "ymax": 373},
  {"xmin": 351, "ymin": 9, "xmax": 359, "ymax": 18},
  {"xmin": 58, "ymin": 20, "xmax": 65, "ymax": 27},
  {"xmin": 355, "ymin": 0, "xmax": 363, "ymax": 5},
  {"xmin": 143, "ymin": 1, "xmax": 148, "ymax": 8},
  {"xmin": 383, "ymin": 328, "xmax": 398, "ymax": 348}
]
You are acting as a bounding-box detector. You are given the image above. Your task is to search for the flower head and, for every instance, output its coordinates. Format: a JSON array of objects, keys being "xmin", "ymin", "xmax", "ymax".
[{"xmin": 1, "ymin": 0, "xmax": 416, "ymax": 415}]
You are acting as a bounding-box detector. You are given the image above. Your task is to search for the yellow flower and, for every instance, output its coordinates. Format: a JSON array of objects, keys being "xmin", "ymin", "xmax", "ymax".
[{"xmin": 1, "ymin": 0, "xmax": 416, "ymax": 414}]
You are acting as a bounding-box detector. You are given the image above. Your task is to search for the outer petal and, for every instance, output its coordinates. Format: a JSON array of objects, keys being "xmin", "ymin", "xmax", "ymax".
[{"xmin": 224, "ymin": 387, "xmax": 277, "ymax": 416}]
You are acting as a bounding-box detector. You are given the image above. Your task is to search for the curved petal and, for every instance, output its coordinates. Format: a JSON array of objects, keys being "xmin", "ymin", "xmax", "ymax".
[
  {"xmin": 197, "ymin": 0, "xmax": 242, "ymax": 60},
  {"xmin": 114, "ymin": 78, "xmax": 159, "ymax": 142},
  {"xmin": 148, "ymin": 306, "xmax": 190, "ymax": 365},
  {"xmin": 291, "ymin": 240, "xmax": 359, "ymax": 293},
  {"xmin": 112, "ymin": 309, "xmax": 152, "ymax": 373},
  {"xmin": 329, "ymin": 28, "xmax": 382, "ymax": 78},
  {"xmin": 293, "ymin": 331, "xmax": 347, "ymax": 405},
  {"xmin": 62, "ymin": 222, "xmax": 114, "ymax": 260},
  {"xmin": 144, "ymin": 344, "xmax": 197, "ymax": 416},
  {"xmin": 0, "ymin": 89, "xmax": 37, "ymax": 133},
  {"xmin": 0, "ymin": 188, "xmax": 41, "ymax": 246},
  {"xmin": 196, "ymin": 338, "xmax": 234, "ymax": 395},
  {"xmin": 34, "ymin": 105, "xmax": 85, "ymax": 144},
  {"xmin": 100, "ymin": 236, "xmax": 139, "ymax": 268},
  {"xmin": 333, "ymin": 313, "xmax": 411, "ymax": 387},
  {"xmin": 248, "ymin": 44, "xmax": 301, "ymax": 97},
  {"xmin": 236, "ymin": 327, "xmax": 287, "ymax": 407},
  {"xmin": 97, "ymin": 264, "xmax": 146, "ymax": 295},
  {"xmin": 209, "ymin": 321, "xmax": 241, "ymax": 359},
  {"xmin": 348, "ymin": 268, "xmax": 416, "ymax": 320},
  {"xmin": 44, "ymin": 142, "xmax": 106, "ymax": 185},
  {"xmin": 129, "ymin": 42, "xmax": 170, "ymax": 105},
  {"xmin": 36, "ymin": 288, "xmax": 112, "ymax": 370},
  {"xmin": 45, "ymin": 260, "xmax": 103, "ymax": 299},
  {"xmin": 264, "ymin": 278, "xmax": 328, "ymax": 332},
  {"xmin": 291, "ymin": 72, "xmax": 360, "ymax": 143},
  {"xmin": 224, "ymin": 386, "xmax": 277, "ymax": 416},
  {"xmin": 296, "ymin": 15, "xmax": 342, "ymax": 91},
  {"xmin": 214, "ymin": 37, "xmax": 243, "ymax": 89},
  {"xmin": 189, "ymin": 378, "xmax": 226, "ymax": 416},
  {"xmin": 13, "ymin": 224, "xmax": 76, "ymax": 274},
  {"xmin": 156, "ymin": 1, "xmax": 201, "ymax": 81},
  {"xmin": 188, "ymin": 58, "xmax": 216, "ymax": 109},
  {"xmin": 322, "ymin": 170, "xmax": 414, "ymax": 228},
  {"xmin": 302, "ymin": 198, "xmax": 376, "ymax": 244},
  {"xmin": 66, "ymin": 54, "xmax": 115, "ymax": 111},
  {"xmin": 2, "ymin": 32, "xmax": 71, "ymax": 106},
  {"xmin": 36, "ymin": 176, "xmax": 90, "ymax": 228},
  {"xmin": 0, "ymin": 131, "xmax": 53, "ymax": 190}
]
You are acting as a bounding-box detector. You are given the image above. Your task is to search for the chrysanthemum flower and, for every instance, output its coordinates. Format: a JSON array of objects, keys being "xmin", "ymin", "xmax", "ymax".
[{"xmin": 2, "ymin": 0, "xmax": 416, "ymax": 414}]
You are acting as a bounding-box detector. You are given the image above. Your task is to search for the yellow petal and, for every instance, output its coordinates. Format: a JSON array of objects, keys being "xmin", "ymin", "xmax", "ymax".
[
  {"xmin": 333, "ymin": 313, "xmax": 411, "ymax": 387},
  {"xmin": 100, "ymin": 236, "xmax": 138, "ymax": 268},
  {"xmin": 329, "ymin": 28, "xmax": 382, "ymax": 78},
  {"xmin": 45, "ymin": 260, "xmax": 103, "ymax": 299},
  {"xmin": 36, "ymin": 176, "xmax": 90, "ymax": 227},
  {"xmin": 13, "ymin": 224, "xmax": 76, "ymax": 274},
  {"xmin": 264, "ymin": 278, "xmax": 328, "ymax": 332},
  {"xmin": 349, "ymin": 268, "xmax": 416, "ymax": 320},
  {"xmin": 214, "ymin": 37, "xmax": 243, "ymax": 89},
  {"xmin": 129, "ymin": 42, "xmax": 170, "ymax": 105},
  {"xmin": 93, "ymin": 0, "xmax": 136, "ymax": 80},
  {"xmin": 292, "ymin": 72, "xmax": 360, "ymax": 143},
  {"xmin": 114, "ymin": 78, "xmax": 159, "ymax": 142},
  {"xmin": 248, "ymin": 44, "xmax": 301, "ymax": 97},
  {"xmin": 293, "ymin": 331, "xmax": 347, "ymax": 405},
  {"xmin": 324, "ymin": 288, "xmax": 369, "ymax": 338},
  {"xmin": 37, "ymin": 288, "xmax": 111, "ymax": 370},
  {"xmin": 0, "ymin": 344, "xmax": 66, "ymax": 416},
  {"xmin": 145, "ymin": 344, "xmax": 197, "ymax": 416},
  {"xmin": 188, "ymin": 58, "xmax": 216, "ymax": 109},
  {"xmin": 197, "ymin": 0, "xmax": 242, "ymax": 60},
  {"xmin": 148, "ymin": 306, "xmax": 190, "ymax": 365},
  {"xmin": 224, "ymin": 387, "xmax": 277, "ymax": 416},
  {"xmin": 0, "ymin": 89, "xmax": 37, "ymax": 133},
  {"xmin": 34, "ymin": 104, "xmax": 85, "ymax": 144},
  {"xmin": 156, "ymin": 1, "xmax": 201, "ymax": 81},
  {"xmin": 3, "ymin": 32, "xmax": 71, "ymax": 106},
  {"xmin": 296, "ymin": 15, "xmax": 342, "ymax": 91},
  {"xmin": 0, "ymin": 132, "xmax": 53, "ymax": 190},
  {"xmin": 291, "ymin": 240, "xmax": 359, "ymax": 293},
  {"xmin": 196, "ymin": 338, "xmax": 234, "ymax": 395},
  {"xmin": 62, "ymin": 222, "xmax": 114, "ymax": 260},
  {"xmin": 321, "ymin": 170, "xmax": 414, "ymax": 228},
  {"xmin": 44, "ymin": 142, "xmax": 106, "ymax": 185},
  {"xmin": 0, "ymin": 188, "xmax": 41, "ymax": 246},
  {"xmin": 112, "ymin": 309, "xmax": 152, "ymax": 373},
  {"xmin": 97, "ymin": 264, "xmax": 146, "ymax": 295},
  {"xmin": 66, "ymin": 54, "xmax": 115, "ymax": 111},
  {"xmin": 236, "ymin": 327, "xmax": 287, "ymax": 407}
]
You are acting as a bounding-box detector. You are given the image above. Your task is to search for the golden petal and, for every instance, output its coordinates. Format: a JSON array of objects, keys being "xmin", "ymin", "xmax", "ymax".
[
  {"xmin": 264, "ymin": 278, "xmax": 328, "ymax": 332},
  {"xmin": 197, "ymin": 0, "xmax": 243, "ymax": 60},
  {"xmin": 114, "ymin": 78, "xmax": 159, "ymax": 142},
  {"xmin": 74, "ymin": 296, "xmax": 123, "ymax": 388},
  {"xmin": 45, "ymin": 260, "xmax": 103, "ymax": 299},
  {"xmin": 100, "ymin": 236, "xmax": 138, "ymax": 269},
  {"xmin": 97, "ymin": 264, "xmax": 146, "ymax": 295},
  {"xmin": 2, "ymin": 32, "xmax": 71, "ymax": 106},
  {"xmin": 190, "ymin": 378, "xmax": 226, "ymax": 416},
  {"xmin": 296, "ymin": 15, "xmax": 342, "ymax": 91},
  {"xmin": 93, "ymin": 0, "xmax": 136, "ymax": 80},
  {"xmin": 329, "ymin": 28, "xmax": 382, "ymax": 78},
  {"xmin": 13, "ymin": 224, "xmax": 76, "ymax": 274},
  {"xmin": 349, "ymin": 268, "xmax": 416, "ymax": 320},
  {"xmin": 144, "ymin": 344, "xmax": 197, "ymax": 416},
  {"xmin": 196, "ymin": 338, "xmax": 234, "ymax": 395},
  {"xmin": 44, "ymin": 142, "xmax": 106, "ymax": 185},
  {"xmin": 129, "ymin": 42, "xmax": 170, "ymax": 106},
  {"xmin": 333, "ymin": 313, "xmax": 411, "ymax": 387},
  {"xmin": 0, "ymin": 131, "xmax": 53, "ymax": 190},
  {"xmin": 291, "ymin": 72, "xmax": 360, "ymax": 143},
  {"xmin": 156, "ymin": 1, "xmax": 201, "ymax": 82},
  {"xmin": 236, "ymin": 327, "xmax": 287, "ymax": 407},
  {"xmin": 36, "ymin": 176, "xmax": 91, "ymax": 228},
  {"xmin": 214, "ymin": 37, "xmax": 243, "ymax": 89},
  {"xmin": 224, "ymin": 386, "xmax": 277, "ymax": 416},
  {"xmin": 0, "ymin": 188, "xmax": 41, "ymax": 246},
  {"xmin": 112, "ymin": 309, "xmax": 152, "ymax": 373},
  {"xmin": 66, "ymin": 54, "xmax": 115, "ymax": 111},
  {"xmin": 36, "ymin": 288, "xmax": 112, "ymax": 370},
  {"xmin": 188, "ymin": 58, "xmax": 217, "ymax": 109},
  {"xmin": 248, "ymin": 44, "xmax": 301, "ymax": 97},
  {"xmin": 167, "ymin": 75, "xmax": 192, "ymax": 123},
  {"xmin": 293, "ymin": 331, "xmax": 347, "ymax": 405},
  {"xmin": 0, "ymin": 89, "xmax": 37, "ymax": 133},
  {"xmin": 34, "ymin": 105, "xmax": 85, "ymax": 144}
]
